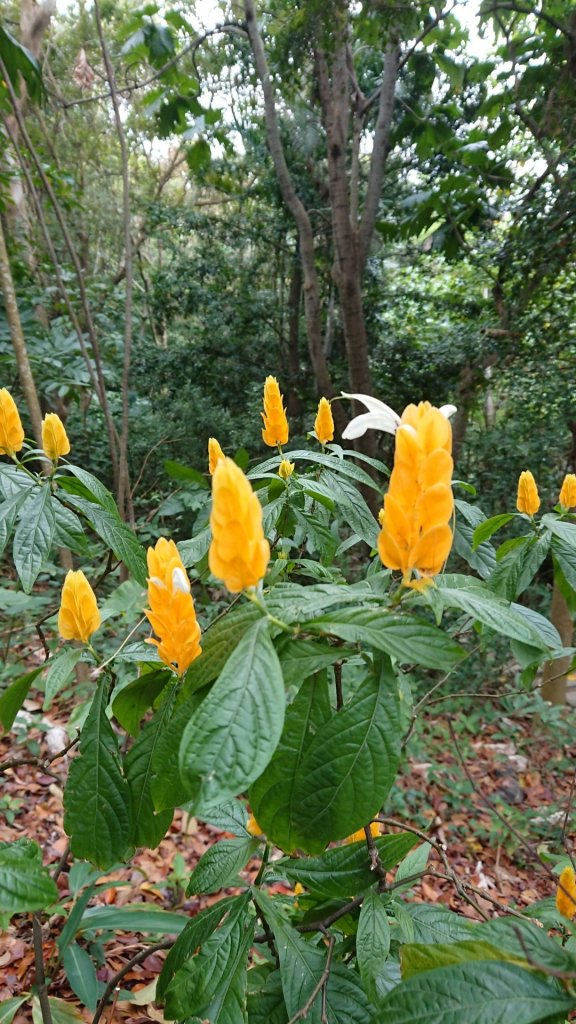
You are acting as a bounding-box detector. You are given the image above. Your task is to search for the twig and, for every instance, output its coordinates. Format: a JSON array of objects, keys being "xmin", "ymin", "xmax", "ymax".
[
  {"xmin": 334, "ymin": 661, "xmax": 343, "ymax": 710},
  {"xmin": 298, "ymin": 894, "xmax": 364, "ymax": 934},
  {"xmin": 91, "ymin": 940, "xmax": 173, "ymax": 1024},
  {"xmin": 514, "ymin": 926, "xmax": 576, "ymax": 980},
  {"xmin": 561, "ymin": 765, "xmax": 576, "ymax": 868},
  {"xmin": 364, "ymin": 825, "xmax": 387, "ymax": 887},
  {"xmin": 286, "ymin": 934, "xmax": 335, "ymax": 1024},
  {"xmin": 51, "ymin": 842, "xmax": 70, "ymax": 884},
  {"xmin": 0, "ymin": 735, "xmax": 78, "ymax": 775},
  {"xmin": 32, "ymin": 913, "xmax": 53, "ymax": 1024}
]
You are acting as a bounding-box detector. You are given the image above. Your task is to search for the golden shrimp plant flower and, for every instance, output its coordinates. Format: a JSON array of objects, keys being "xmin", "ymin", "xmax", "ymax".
[
  {"xmin": 209, "ymin": 457, "xmax": 270, "ymax": 593},
  {"xmin": 42, "ymin": 413, "xmax": 70, "ymax": 462},
  {"xmin": 208, "ymin": 437, "xmax": 225, "ymax": 475},
  {"xmin": 516, "ymin": 471, "xmax": 540, "ymax": 516},
  {"xmin": 58, "ymin": 570, "xmax": 101, "ymax": 643},
  {"xmin": 556, "ymin": 865, "xmax": 576, "ymax": 920},
  {"xmin": 314, "ymin": 397, "xmax": 334, "ymax": 444},
  {"xmin": 0, "ymin": 388, "xmax": 25, "ymax": 457},
  {"xmin": 346, "ymin": 822, "xmax": 380, "ymax": 844},
  {"xmin": 342, "ymin": 391, "xmax": 456, "ymax": 440},
  {"xmin": 378, "ymin": 402, "xmax": 454, "ymax": 582},
  {"xmin": 144, "ymin": 538, "xmax": 201, "ymax": 677},
  {"xmin": 278, "ymin": 459, "xmax": 294, "ymax": 480},
  {"xmin": 559, "ymin": 474, "xmax": 576, "ymax": 510},
  {"xmin": 261, "ymin": 376, "xmax": 289, "ymax": 447}
]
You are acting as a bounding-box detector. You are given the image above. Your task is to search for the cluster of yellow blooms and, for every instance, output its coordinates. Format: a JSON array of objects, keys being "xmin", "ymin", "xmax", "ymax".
[
  {"xmin": 378, "ymin": 402, "xmax": 454, "ymax": 582},
  {"xmin": 516, "ymin": 470, "xmax": 576, "ymax": 515},
  {"xmin": 0, "ymin": 388, "xmax": 70, "ymax": 462},
  {"xmin": 144, "ymin": 538, "xmax": 201, "ymax": 676},
  {"xmin": 208, "ymin": 457, "xmax": 270, "ymax": 594}
]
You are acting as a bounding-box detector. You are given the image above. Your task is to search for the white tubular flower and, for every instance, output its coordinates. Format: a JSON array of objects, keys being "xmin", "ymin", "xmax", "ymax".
[{"xmin": 341, "ymin": 393, "xmax": 456, "ymax": 439}]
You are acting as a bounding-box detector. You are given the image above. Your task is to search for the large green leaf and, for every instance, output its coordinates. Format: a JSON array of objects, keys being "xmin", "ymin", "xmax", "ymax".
[
  {"xmin": 250, "ymin": 673, "xmax": 332, "ymax": 854},
  {"xmin": 305, "ymin": 608, "xmax": 465, "ymax": 669},
  {"xmin": 43, "ymin": 649, "xmax": 84, "ymax": 710},
  {"xmin": 375, "ymin": 960, "xmax": 574, "ymax": 1022},
  {"xmin": 0, "ymin": 489, "xmax": 30, "ymax": 556},
  {"xmin": 247, "ymin": 968, "xmax": 288, "ymax": 1024},
  {"xmin": 186, "ymin": 838, "xmax": 260, "ymax": 896},
  {"xmin": 435, "ymin": 583, "xmax": 550, "ymax": 649},
  {"xmin": 0, "ymin": 666, "xmax": 43, "ymax": 734},
  {"xmin": 0, "ymin": 997, "xmax": 28, "ymax": 1024},
  {"xmin": 63, "ymin": 494, "xmax": 147, "ymax": 584},
  {"xmin": 276, "ymin": 637, "xmax": 356, "ymax": 688},
  {"xmin": 281, "ymin": 834, "xmax": 418, "ymax": 898},
  {"xmin": 79, "ymin": 903, "xmax": 187, "ymax": 935},
  {"xmin": 151, "ymin": 692, "xmax": 205, "ymax": 812},
  {"xmin": 112, "ymin": 669, "xmax": 173, "ymax": 737},
  {"xmin": 158, "ymin": 896, "xmax": 239, "ymax": 1001},
  {"xmin": 63, "ymin": 681, "xmax": 131, "ymax": 869},
  {"xmin": 62, "ymin": 941, "xmax": 99, "ymax": 1012},
  {"xmin": 394, "ymin": 904, "xmax": 476, "ymax": 945},
  {"xmin": 357, "ymin": 891, "xmax": 391, "ymax": 1003},
  {"xmin": 399, "ymin": 940, "xmax": 515, "ymax": 979},
  {"xmin": 322, "ymin": 470, "xmax": 379, "ymax": 547},
  {"xmin": 182, "ymin": 604, "xmax": 260, "ymax": 696},
  {"xmin": 124, "ymin": 693, "xmax": 175, "ymax": 849},
  {"xmin": 13, "ymin": 485, "xmax": 56, "ymax": 592},
  {"xmin": 179, "ymin": 619, "xmax": 285, "ymax": 810},
  {"xmin": 252, "ymin": 450, "xmax": 379, "ymax": 490},
  {"xmin": 61, "ymin": 465, "xmax": 119, "ymax": 513},
  {"xmin": 489, "ymin": 534, "xmax": 551, "ymax": 601},
  {"xmin": 288, "ymin": 658, "xmax": 400, "ymax": 850},
  {"xmin": 0, "ymin": 839, "xmax": 58, "ymax": 914},
  {"xmin": 0, "ymin": 24, "xmax": 44, "ymax": 104}
]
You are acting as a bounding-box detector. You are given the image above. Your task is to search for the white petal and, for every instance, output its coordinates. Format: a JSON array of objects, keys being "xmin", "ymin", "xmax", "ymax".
[
  {"xmin": 439, "ymin": 404, "xmax": 457, "ymax": 420},
  {"xmin": 342, "ymin": 411, "xmax": 401, "ymax": 440},
  {"xmin": 149, "ymin": 576, "xmax": 166, "ymax": 590},
  {"xmin": 172, "ymin": 567, "xmax": 190, "ymax": 593},
  {"xmin": 398, "ymin": 423, "xmax": 417, "ymax": 438},
  {"xmin": 341, "ymin": 392, "xmax": 401, "ymax": 422}
]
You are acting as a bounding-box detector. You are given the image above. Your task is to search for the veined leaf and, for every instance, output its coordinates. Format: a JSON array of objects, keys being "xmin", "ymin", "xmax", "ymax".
[
  {"xmin": 43, "ymin": 649, "xmax": 84, "ymax": 710},
  {"xmin": 357, "ymin": 891, "xmax": 391, "ymax": 1003},
  {"xmin": 124, "ymin": 692, "xmax": 175, "ymax": 849},
  {"xmin": 0, "ymin": 839, "xmax": 58, "ymax": 914},
  {"xmin": 62, "ymin": 494, "xmax": 147, "ymax": 584},
  {"xmin": 186, "ymin": 837, "xmax": 260, "ymax": 896},
  {"xmin": 281, "ymin": 833, "xmax": 418, "ymax": 898},
  {"xmin": 0, "ymin": 666, "xmax": 44, "ymax": 734},
  {"xmin": 13, "ymin": 485, "xmax": 56, "ymax": 592}
]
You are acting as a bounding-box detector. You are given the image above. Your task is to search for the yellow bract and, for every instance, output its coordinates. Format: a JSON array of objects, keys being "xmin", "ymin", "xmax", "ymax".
[
  {"xmin": 42, "ymin": 413, "xmax": 70, "ymax": 462},
  {"xmin": 144, "ymin": 538, "xmax": 201, "ymax": 677},
  {"xmin": 516, "ymin": 470, "xmax": 540, "ymax": 516},
  {"xmin": 278, "ymin": 459, "xmax": 294, "ymax": 480},
  {"xmin": 378, "ymin": 402, "xmax": 454, "ymax": 582},
  {"xmin": 346, "ymin": 822, "xmax": 380, "ymax": 844},
  {"xmin": 559, "ymin": 474, "xmax": 576, "ymax": 509},
  {"xmin": 58, "ymin": 570, "xmax": 101, "ymax": 643},
  {"xmin": 209, "ymin": 457, "xmax": 270, "ymax": 593},
  {"xmin": 314, "ymin": 397, "xmax": 334, "ymax": 445},
  {"xmin": 208, "ymin": 437, "xmax": 225, "ymax": 475},
  {"xmin": 0, "ymin": 388, "xmax": 25, "ymax": 457},
  {"xmin": 246, "ymin": 814, "xmax": 263, "ymax": 837},
  {"xmin": 261, "ymin": 376, "xmax": 289, "ymax": 447},
  {"xmin": 556, "ymin": 865, "xmax": 576, "ymax": 920}
]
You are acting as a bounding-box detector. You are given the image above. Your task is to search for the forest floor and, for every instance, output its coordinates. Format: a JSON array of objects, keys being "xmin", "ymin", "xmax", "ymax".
[{"xmin": 0, "ymin": 683, "xmax": 574, "ymax": 1023}]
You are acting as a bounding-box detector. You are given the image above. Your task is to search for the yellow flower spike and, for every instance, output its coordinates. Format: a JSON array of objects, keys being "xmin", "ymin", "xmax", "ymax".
[
  {"xmin": 42, "ymin": 413, "xmax": 70, "ymax": 462},
  {"xmin": 58, "ymin": 570, "xmax": 101, "ymax": 643},
  {"xmin": 0, "ymin": 388, "xmax": 25, "ymax": 457},
  {"xmin": 246, "ymin": 814, "xmax": 263, "ymax": 837},
  {"xmin": 278, "ymin": 459, "xmax": 294, "ymax": 480},
  {"xmin": 261, "ymin": 376, "xmax": 289, "ymax": 447},
  {"xmin": 378, "ymin": 403, "xmax": 454, "ymax": 581},
  {"xmin": 144, "ymin": 538, "xmax": 201, "ymax": 677},
  {"xmin": 208, "ymin": 437, "xmax": 225, "ymax": 476},
  {"xmin": 559, "ymin": 474, "xmax": 576, "ymax": 510},
  {"xmin": 314, "ymin": 397, "xmax": 334, "ymax": 445},
  {"xmin": 345, "ymin": 822, "xmax": 380, "ymax": 844},
  {"xmin": 516, "ymin": 470, "xmax": 540, "ymax": 516},
  {"xmin": 556, "ymin": 866, "xmax": 576, "ymax": 921},
  {"xmin": 209, "ymin": 457, "xmax": 270, "ymax": 593}
]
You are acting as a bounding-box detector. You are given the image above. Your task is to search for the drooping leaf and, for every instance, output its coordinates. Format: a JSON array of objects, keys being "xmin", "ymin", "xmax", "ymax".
[
  {"xmin": 181, "ymin": 604, "xmax": 260, "ymax": 696},
  {"xmin": 0, "ymin": 666, "xmax": 43, "ymax": 734},
  {"xmin": 186, "ymin": 838, "xmax": 260, "ymax": 895},
  {"xmin": 124, "ymin": 692, "xmax": 175, "ymax": 849},
  {"xmin": 357, "ymin": 891, "xmax": 391, "ymax": 1003},
  {"xmin": 112, "ymin": 669, "xmax": 173, "ymax": 737},
  {"xmin": 62, "ymin": 493, "xmax": 147, "ymax": 584},
  {"xmin": 0, "ymin": 839, "xmax": 58, "ymax": 914},
  {"xmin": 157, "ymin": 896, "xmax": 239, "ymax": 1001},
  {"xmin": 13, "ymin": 485, "xmax": 56, "ymax": 592},
  {"xmin": 43, "ymin": 649, "xmax": 84, "ymax": 710}
]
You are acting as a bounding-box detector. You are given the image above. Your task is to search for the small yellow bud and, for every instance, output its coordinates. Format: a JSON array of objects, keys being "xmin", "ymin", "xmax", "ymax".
[
  {"xmin": 0, "ymin": 388, "xmax": 25, "ymax": 457},
  {"xmin": 246, "ymin": 814, "xmax": 263, "ymax": 837},
  {"xmin": 345, "ymin": 822, "xmax": 380, "ymax": 844},
  {"xmin": 278, "ymin": 459, "xmax": 294, "ymax": 480},
  {"xmin": 516, "ymin": 470, "xmax": 540, "ymax": 515},
  {"xmin": 208, "ymin": 437, "xmax": 225, "ymax": 476},
  {"xmin": 42, "ymin": 413, "xmax": 70, "ymax": 462},
  {"xmin": 559, "ymin": 474, "xmax": 576, "ymax": 510},
  {"xmin": 314, "ymin": 397, "xmax": 334, "ymax": 445},
  {"xmin": 261, "ymin": 376, "xmax": 289, "ymax": 447},
  {"xmin": 556, "ymin": 865, "xmax": 576, "ymax": 920},
  {"xmin": 293, "ymin": 882, "xmax": 305, "ymax": 896},
  {"xmin": 58, "ymin": 570, "xmax": 101, "ymax": 643}
]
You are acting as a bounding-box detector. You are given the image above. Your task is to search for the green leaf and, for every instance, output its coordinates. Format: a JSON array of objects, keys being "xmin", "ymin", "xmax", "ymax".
[
  {"xmin": 289, "ymin": 657, "xmax": 400, "ymax": 850},
  {"xmin": 63, "ymin": 681, "xmax": 132, "ymax": 869},
  {"xmin": 281, "ymin": 833, "xmax": 418, "ymax": 898},
  {"xmin": 479, "ymin": 915, "xmax": 576, "ymax": 974},
  {"xmin": 252, "ymin": 450, "xmax": 379, "ymax": 491},
  {"xmin": 322, "ymin": 470, "xmax": 379, "ymax": 547},
  {"xmin": 394, "ymin": 842, "xmax": 432, "ymax": 890},
  {"xmin": 62, "ymin": 941, "xmax": 99, "ymax": 1012},
  {"xmin": 247, "ymin": 968, "xmax": 288, "ymax": 1024},
  {"xmin": 182, "ymin": 604, "xmax": 260, "ymax": 696},
  {"xmin": 0, "ymin": 666, "xmax": 43, "ymax": 734},
  {"xmin": 151, "ymin": 693, "xmax": 204, "ymax": 812},
  {"xmin": 400, "ymin": 940, "xmax": 510, "ymax": 979},
  {"xmin": 63, "ymin": 494, "xmax": 147, "ymax": 584},
  {"xmin": 452, "ymin": 522, "xmax": 495, "ymax": 580},
  {"xmin": 179, "ymin": 526, "xmax": 211, "ymax": 567},
  {"xmin": 0, "ymin": 997, "xmax": 28, "ymax": 1024},
  {"xmin": 276, "ymin": 637, "xmax": 356, "ymax": 688},
  {"xmin": 376, "ymin": 960, "xmax": 574, "ymax": 1022},
  {"xmin": 0, "ymin": 838, "xmax": 58, "ymax": 914},
  {"xmin": 0, "ymin": 24, "xmax": 44, "ymax": 104},
  {"xmin": 395, "ymin": 904, "xmax": 476, "ymax": 944},
  {"xmin": 79, "ymin": 903, "xmax": 188, "ymax": 935},
  {"xmin": 551, "ymin": 535, "xmax": 576, "ymax": 591},
  {"xmin": 43, "ymin": 649, "xmax": 84, "ymax": 710},
  {"xmin": 200, "ymin": 800, "xmax": 250, "ymax": 836},
  {"xmin": 112, "ymin": 670, "xmax": 172, "ymax": 737},
  {"xmin": 472, "ymin": 514, "xmax": 515, "ymax": 548},
  {"xmin": 187, "ymin": 137, "xmax": 211, "ymax": 171},
  {"xmin": 13, "ymin": 485, "xmax": 56, "ymax": 592},
  {"xmin": 53, "ymin": 501, "xmax": 91, "ymax": 555},
  {"xmin": 158, "ymin": 896, "xmax": 239, "ymax": 1001},
  {"xmin": 542, "ymin": 514, "xmax": 576, "ymax": 545},
  {"xmin": 33, "ymin": 997, "xmax": 83, "ymax": 1023},
  {"xmin": 305, "ymin": 608, "xmax": 465, "ymax": 669},
  {"xmin": 435, "ymin": 583, "xmax": 550, "ymax": 649},
  {"xmin": 0, "ymin": 489, "xmax": 30, "ymax": 556},
  {"xmin": 489, "ymin": 534, "xmax": 551, "ymax": 601},
  {"xmin": 250, "ymin": 673, "xmax": 333, "ymax": 854},
  {"xmin": 179, "ymin": 619, "xmax": 285, "ymax": 810},
  {"xmin": 186, "ymin": 837, "xmax": 260, "ymax": 896},
  {"xmin": 357, "ymin": 891, "xmax": 391, "ymax": 1003},
  {"xmin": 61, "ymin": 465, "xmax": 118, "ymax": 513},
  {"xmin": 124, "ymin": 693, "xmax": 175, "ymax": 849}
]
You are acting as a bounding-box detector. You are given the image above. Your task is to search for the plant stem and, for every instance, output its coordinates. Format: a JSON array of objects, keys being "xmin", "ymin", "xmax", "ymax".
[{"xmin": 32, "ymin": 913, "xmax": 53, "ymax": 1024}]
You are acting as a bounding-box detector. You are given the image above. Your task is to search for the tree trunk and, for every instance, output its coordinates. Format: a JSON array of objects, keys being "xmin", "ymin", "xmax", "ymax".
[
  {"xmin": 541, "ymin": 580, "xmax": 573, "ymax": 705},
  {"xmin": 285, "ymin": 257, "xmax": 303, "ymax": 421}
]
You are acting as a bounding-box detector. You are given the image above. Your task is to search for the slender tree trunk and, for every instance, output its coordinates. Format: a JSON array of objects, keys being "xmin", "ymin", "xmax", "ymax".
[
  {"xmin": 286, "ymin": 257, "xmax": 302, "ymax": 420},
  {"xmin": 541, "ymin": 581, "xmax": 572, "ymax": 705}
]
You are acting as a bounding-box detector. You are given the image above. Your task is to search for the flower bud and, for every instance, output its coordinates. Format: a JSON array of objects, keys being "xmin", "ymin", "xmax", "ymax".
[
  {"xmin": 261, "ymin": 376, "xmax": 289, "ymax": 447},
  {"xmin": 314, "ymin": 397, "xmax": 334, "ymax": 445},
  {"xmin": 559, "ymin": 474, "xmax": 576, "ymax": 510},
  {"xmin": 42, "ymin": 413, "xmax": 70, "ymax": 462},
  {"xmin": 278, "ymin": 459, "xmax": 294, "ymax": 480},
  {"xmin": 516, "ymin": 470, "xmax": 540, "ymax": 515},
  {"xmin": 208, "ymin": 437, "xmax": 225, "ymax": 475},
  {"xmin": 58, "ymin": 570, "xmax": 100, "ymax": 643},
  {"xmin": 0, "ymin": 388, "xmax": 25, "ymax": 457},
  {"xmin": 209, "ymin": 457, "xmax": 270, "ymax": 593},
  {"xmin": 556, "ymin": 865, "xmax": 576, "ymax": 920}
]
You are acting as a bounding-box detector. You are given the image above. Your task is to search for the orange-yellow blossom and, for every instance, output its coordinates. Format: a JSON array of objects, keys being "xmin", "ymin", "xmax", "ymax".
[
  {"xmin": 314, "ymin": 397, "xmax": 334, "ymax": 445},
  {"xmin": 144, "ymin": 538, "xmax": 201, "ymax": 677},
  {"xmin": 516, "ymin": 471, "xmax": 540, "ymax": 516},
  {"xmin": 278, "ymin": 459, "xmax": 294, "ymax": 480},
  {"xmin": 559, "ymin": 474, "xmax": 576, "ymax": 509},
  {"xmin": 0, "ymin": 388, "xmax": 24, "ymax": 457},
  {"xmin": 58, "ymin": 570, "xmax": 101, "ymax": 643},
  {"xmin": 208, "ymin": 437, "xmax": 225, "ymax": 475},
  {"xmin": 247, "ymin": 814, "xmax": 263, "ymax": 837},
  {"xmin": 209, "ymin": 457, "xmax": 270, "ymax": 593},
  {"xmin": 261, "ymin": 376, "xmax": 289, "ymax": 447},
  {"xmin": 556, "ymin": 866, "xmax": 576, "ymax": 920},
  {"xmin": 378, "ymin": 402, "xmax": 454, "ymax": 581},
  {"xmin": 42, "ymin": 413, "xmax": 70, "ymax": 462},
  {"xmin": 346, "ymin": 822, "xmax": 380, "ymax": 844}
]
